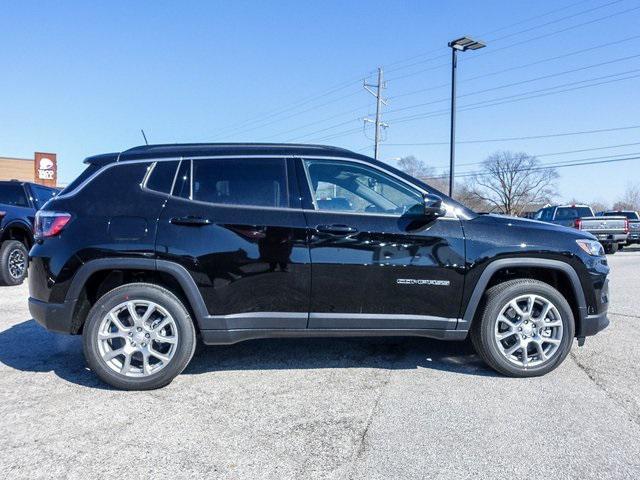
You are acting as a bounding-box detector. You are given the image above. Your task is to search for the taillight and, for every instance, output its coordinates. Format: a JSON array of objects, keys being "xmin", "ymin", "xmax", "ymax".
[
  {"xmin": 34, "ymin": 211, "xmax": 71, "ymax": 239},
  {"xmin": 574, "ymin": 218, "xmax": 582, "ymax": 229},
  {"xmin": 624, "ymin": 219, "xmax": 630, "ymax": 234}
]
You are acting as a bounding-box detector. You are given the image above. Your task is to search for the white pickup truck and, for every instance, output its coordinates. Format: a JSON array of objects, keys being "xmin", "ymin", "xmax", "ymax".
[{"xmin": 535, "ymin": 204, "xmax": 629, "ymax": 254}]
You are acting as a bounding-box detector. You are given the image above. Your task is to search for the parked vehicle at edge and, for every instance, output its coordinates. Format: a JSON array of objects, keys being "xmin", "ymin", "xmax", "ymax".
[
  {"xmin": 598, "ymin": 210, "xmax": 639, "ymax": 247},
  {"xmin": 534, "ymin": 204, "xmax": 628, "ymax": 254},
  {"xmin": 28, "ymin": 144, "xmax": 610, "ymax": 389},
  {"xmin": 0, "ymin": 180, "xmax": 57, "ymax": 285}
]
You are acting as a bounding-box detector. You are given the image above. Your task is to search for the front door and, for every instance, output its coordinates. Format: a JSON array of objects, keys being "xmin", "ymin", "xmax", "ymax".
[
  {"xmin": 155, "ymin": 157, "xmax": 311, "ymax": 330},
  {"xmin": 297, "ymin": 157, "xmax": 465, "ymax": 330}
]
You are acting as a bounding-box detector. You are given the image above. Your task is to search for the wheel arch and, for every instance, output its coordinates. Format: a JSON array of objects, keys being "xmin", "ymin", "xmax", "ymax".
[
  {"xmin": 66, "ymin": 258, "xmax": 209, "ymax": 333},
  {"xmin": 1, "ymin": 220, "xmax": 34, "ymax": 249},
  {"xmin": 461, "ymin": 258, "xmax": 586, "ymax": 335}
]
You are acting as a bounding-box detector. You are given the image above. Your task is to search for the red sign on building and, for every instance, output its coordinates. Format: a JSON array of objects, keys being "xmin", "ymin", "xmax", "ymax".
[{"xmin": 33, "ymin": 152, "xmax": 57, "ymax": 187}]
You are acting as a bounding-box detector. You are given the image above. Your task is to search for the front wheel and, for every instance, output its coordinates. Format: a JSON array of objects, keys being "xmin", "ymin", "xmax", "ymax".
[
  {"xmin": 82, "ymin": 283, "xmax": 196, "ymax": 390},
  {"xmin": 470, "ymin": 279, "xmax": 575, "ymax": 377}
]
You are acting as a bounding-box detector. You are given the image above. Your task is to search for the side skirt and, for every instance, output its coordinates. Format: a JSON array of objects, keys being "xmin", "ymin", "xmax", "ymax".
[{"xmin": 200, "ymin": 328, "xmax": 468, "ymax": 345}]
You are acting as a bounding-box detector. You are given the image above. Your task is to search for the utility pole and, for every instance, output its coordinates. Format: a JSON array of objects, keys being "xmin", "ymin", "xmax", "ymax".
[{"xmin": 364, "ymin": 67, "xmax": 388, "ymax": 160}]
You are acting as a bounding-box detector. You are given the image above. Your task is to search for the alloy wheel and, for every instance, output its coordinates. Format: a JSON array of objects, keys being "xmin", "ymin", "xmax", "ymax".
[
  {"xmin": 97, "ymin": 300, "xmax": 179, "ymax": 377},
  {"xmin": 494, "ymin": 294, "xmax": 563, "ymax": 367},
  {"xmin": 8, "ymin": 248, "xmax": 26, "ymax": 280}
]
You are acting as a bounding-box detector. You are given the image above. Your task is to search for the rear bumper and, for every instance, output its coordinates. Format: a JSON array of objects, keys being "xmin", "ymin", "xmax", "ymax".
[
  {"xmin": 29, "ymin": 297, "xmax": 76, "ymax": 334},
  {"xmin": 591, "ymin": 233, "xmax": 628, "ymax": 243}
]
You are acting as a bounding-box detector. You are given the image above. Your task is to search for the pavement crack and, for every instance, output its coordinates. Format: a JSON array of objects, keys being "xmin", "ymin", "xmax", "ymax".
[
  {"xmin": 609, "ymin": 311, "xmax": 640, "ymax": 319},
  {"xmin": 343, "ymin": 367, "xmax": 394, "ymax": 480},
  {"xmin": 570, "ymin": 351, "xmax": 640, "ymax": 427}
]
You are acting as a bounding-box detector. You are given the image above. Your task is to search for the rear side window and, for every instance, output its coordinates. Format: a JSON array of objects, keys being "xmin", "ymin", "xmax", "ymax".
[
  {"xmin": 191, "ymin": 158, "xmax": 289, "ymax": 208},
  {"xmin": 146, "ymin": 161, "xmax": 179, "ymax": 194},
  {"xmin": 30, "ymin": 184, "xmax": 57, "ymax": 209},
  {"xmin": 0, "ymin": 183, "xmax": 29, "ymax": 207},
  {"xmin": 172, "ymin": 160, "xmax": 191, "ymax": 199}
]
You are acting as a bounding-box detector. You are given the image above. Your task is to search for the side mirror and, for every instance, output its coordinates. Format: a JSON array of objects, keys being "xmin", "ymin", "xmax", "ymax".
[{"xmin": 423, "ymin": 193, "xmax": 446, "ymax": 219}]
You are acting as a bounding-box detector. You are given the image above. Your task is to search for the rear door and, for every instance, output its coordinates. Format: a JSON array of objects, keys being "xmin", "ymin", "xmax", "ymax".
[
  {"xmin": 297, "ymin": 157, "xmax": 465, "ymax": 330},
  {"xmin": 155, "ymin": 157, "xmax": 311, "ymax": 330}
]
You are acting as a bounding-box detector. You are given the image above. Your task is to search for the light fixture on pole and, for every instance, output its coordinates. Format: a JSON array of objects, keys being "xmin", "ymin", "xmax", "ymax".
[{"xmin": 447, "ymin": 36, "xmax": 486, "ymax": 198}]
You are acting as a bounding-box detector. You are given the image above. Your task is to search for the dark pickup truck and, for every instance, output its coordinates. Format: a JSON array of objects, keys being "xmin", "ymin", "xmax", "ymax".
[
  {"xmin": 534, "ymin": 204, "xmax": 628, "ymax": 254},
  {"xmin": 0, "ymin": 180, "xmax": 58, "ymax": 285},
  {"xmin": 599, "ymin": 210, "xmax": 639, "ymax": 247}
]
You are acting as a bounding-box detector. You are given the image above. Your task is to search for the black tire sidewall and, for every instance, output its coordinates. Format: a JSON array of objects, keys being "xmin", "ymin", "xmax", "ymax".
[
  {"xmin": 83, "ymin": 283, "xmax": 196, "ymax": 390},
  {"xmin": 479, "ymin": 280, "xmax": 575, "ymax": 377},
  {"xmin": 0, "ymin": 240, "xmax": 28, "ymax": 286}
]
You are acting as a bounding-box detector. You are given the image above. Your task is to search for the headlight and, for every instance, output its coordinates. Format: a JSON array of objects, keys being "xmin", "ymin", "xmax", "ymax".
[{"xmin": 576, "ymin": 239, "xmax": 604, "ymax": 256}]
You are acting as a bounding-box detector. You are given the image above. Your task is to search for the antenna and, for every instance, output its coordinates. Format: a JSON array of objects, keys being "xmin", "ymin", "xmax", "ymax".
[{"xmin": 140, "ymin": 129, "xmax": 149, "ymax": 145}]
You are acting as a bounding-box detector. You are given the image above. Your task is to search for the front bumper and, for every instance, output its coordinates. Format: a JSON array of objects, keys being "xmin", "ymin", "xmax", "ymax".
[
  {"xmin": 29, "ymin": 297, "xmax": 77, "ymax": 334},
  {"xmin": 579, "ymin": 311, "xmax": 609, "ymax": 337}
]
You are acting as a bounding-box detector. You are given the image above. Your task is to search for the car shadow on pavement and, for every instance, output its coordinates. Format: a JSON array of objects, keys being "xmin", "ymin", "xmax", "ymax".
[{"xmin": 0, "ymin": 319, "xmax": 498, "ymax": 389}]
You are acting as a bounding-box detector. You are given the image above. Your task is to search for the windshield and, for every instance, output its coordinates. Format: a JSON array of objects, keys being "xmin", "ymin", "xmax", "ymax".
[
  {"xmin": 555, "ymin": 206, "xmax": 593, "ymax": 220},
  {"xmin": 601, "ymin": 211, "xmax": 639, "ymax": 219}
]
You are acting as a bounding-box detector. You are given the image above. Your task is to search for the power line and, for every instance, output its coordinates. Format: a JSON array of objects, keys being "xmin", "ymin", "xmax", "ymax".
[
  {"xmin": 387, "ymin": 33, "xmax": 640, "ymax": 101},
  {"xmin": 277, "ymin": 38, "xmax": 640, "ymax": 144},
  {"xmin": 382, "ymin": 0, "xmax": 605, "ymax": 75},
  {"xmin": 384, "ymin": 124, "xmax": 640, "ymax": 147},
  {"xmin": 213, "ymin": 0, "xmax": 632, "ymax": 139},
  {"xmin": 424, "ymin": 152, "xmax": 640, "ymax": 180},
  {"xmin": 303, "ymin": 70, "xmax": 640, "ymax": 142},
  {"xmin": 387, "ymin": 69, "xmax": 640, "ymax": 125},
  {"xmin": 384, "ymin": 53, "xmax": 640, "ymax": 117},
  {"xmin": 385, "ymin": 2, "xmax": 640, "ymax": 83}
]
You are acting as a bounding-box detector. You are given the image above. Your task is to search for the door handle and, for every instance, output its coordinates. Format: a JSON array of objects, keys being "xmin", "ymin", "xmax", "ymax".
[
  {"xmin": 170, "ymin": 216, "xmax": 212, "ymax": 227},
  {"xmin": 316, "ymin": 224, "xmax": 358, "ymax": 235}
]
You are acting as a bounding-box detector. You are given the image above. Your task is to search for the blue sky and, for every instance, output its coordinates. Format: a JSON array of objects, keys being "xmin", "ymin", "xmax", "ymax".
[{"xmin": 1, "ymin": 0, "xmax": 639, "ymax": 204}]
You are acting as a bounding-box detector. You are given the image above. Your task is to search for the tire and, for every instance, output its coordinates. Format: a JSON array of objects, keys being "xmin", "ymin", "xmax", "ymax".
[
  {"xmin": 604, "ymin": 243, "xmax": 618, "ymax": 254},
  {"xmin": 0, "ymin": 240, "xmax": 29, "ymax": 286},
  {"xmin": 470, "ymin": 279, "xmax": 575, "ymax": 377},
  {"xmin": 82, "ymin": 283, "xmax": 197, "ymax": 390}
]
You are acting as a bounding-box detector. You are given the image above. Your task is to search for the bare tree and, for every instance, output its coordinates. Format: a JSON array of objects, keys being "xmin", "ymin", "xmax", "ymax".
[
  {"xmin": 396, "ymin": 155, "xmax": 447, "ymax": 191},
  {"xmin": 466, "ymin": 151, "xmax": 558, "ymax": 216},
  {"xmin": 612, "ymin": 183, "xmax": 640, "ymax": 211}
]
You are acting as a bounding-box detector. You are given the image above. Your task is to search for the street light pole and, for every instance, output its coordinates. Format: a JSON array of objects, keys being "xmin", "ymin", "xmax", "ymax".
[
  {"xmin": 448, "ymin": 47, "xmax": 457, "ymax": 198},
  {"xmin": 447, "ymin": 36, "xmax": 486, "ymax": 199}
]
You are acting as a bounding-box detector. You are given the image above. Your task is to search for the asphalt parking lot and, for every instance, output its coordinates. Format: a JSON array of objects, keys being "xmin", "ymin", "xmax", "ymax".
[{"xmin": 1, "ymin": 250, "xmax": 640, "ymax": 479}]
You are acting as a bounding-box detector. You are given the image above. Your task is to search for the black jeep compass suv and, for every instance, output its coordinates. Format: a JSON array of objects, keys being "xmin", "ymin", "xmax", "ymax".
[{"xmin": 28, "ymin": 144, "xmax": 610, "ymax": 390}]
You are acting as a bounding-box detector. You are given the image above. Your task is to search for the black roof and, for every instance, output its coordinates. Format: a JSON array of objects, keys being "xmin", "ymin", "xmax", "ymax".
[{"xmin": 84, "ymin": 143, "xmax": 368, "ymax": 165}]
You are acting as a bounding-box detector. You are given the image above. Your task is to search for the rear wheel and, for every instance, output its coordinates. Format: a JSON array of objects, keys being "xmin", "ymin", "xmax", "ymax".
[
  {"xmin": 0, "ymin": 240, "xmax": 28, "ymax": 286},
  {"xmin": 471, "ymin": 279, "xmax": 575, "ymax": 377},
  {"xmin": 82, "ymin": 283, "xmax": 196, "ymax": 390}
]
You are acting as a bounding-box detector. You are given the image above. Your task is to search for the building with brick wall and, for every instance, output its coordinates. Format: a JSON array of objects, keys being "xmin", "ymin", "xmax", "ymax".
[{"xmin": 0, "ymin": 152, "xmax": 58, "ymax": 187}]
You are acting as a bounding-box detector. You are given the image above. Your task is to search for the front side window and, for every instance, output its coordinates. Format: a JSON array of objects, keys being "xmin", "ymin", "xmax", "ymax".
[
  {"xmin": 0, "ymin": 184, "xmax": 29, "ymax": 207},
  {"xmin": 191, "ymin": 158, "xmax": 288, "ymax": 208},
  {"xmin": 304, "ymin": 159, "xmax": 424, "ymax": 215}
]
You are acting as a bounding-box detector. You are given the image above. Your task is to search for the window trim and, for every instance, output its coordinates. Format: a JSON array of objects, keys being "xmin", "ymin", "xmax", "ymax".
[
  {"xmin": 141, "ymin": 160, "xmax": 183, "ymax": 196},
  {"xmin": 52, "ymin": 154, "xmax": 458, "ymax": 219},
  {"xmin": 186, "ymin": 156, "xmax": 292, "ymax": 209},
  {"xmin": 298, "ymin": 156, "xmax": 459, "ymax": 219}
]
